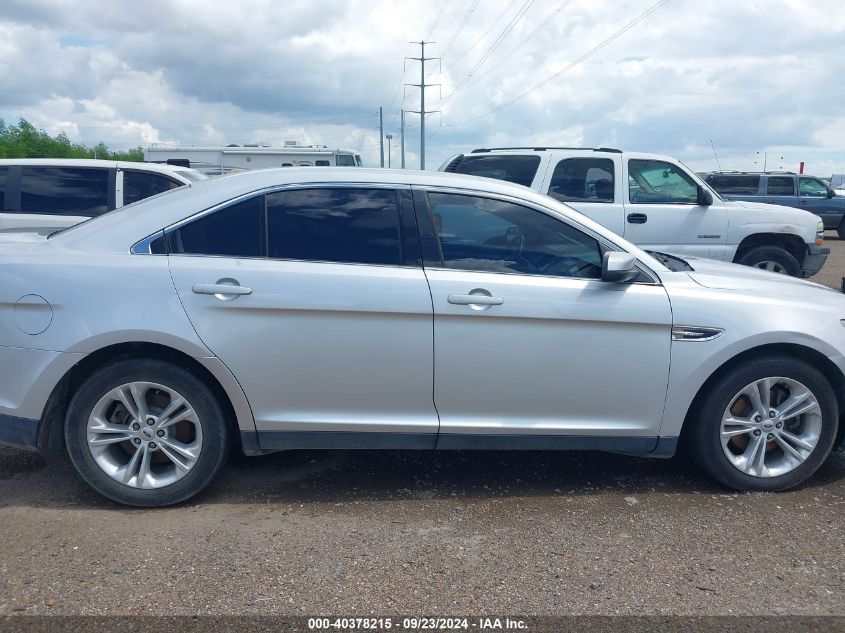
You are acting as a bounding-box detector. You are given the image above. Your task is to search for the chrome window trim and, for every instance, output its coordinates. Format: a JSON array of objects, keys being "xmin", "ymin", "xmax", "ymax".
[
  {"xmin": 416, "ymin": 184, "xmax": 661, "ymax": 285},
  {"xmin": 130, "ymin": 230, "xmax": 165, "ymax": 255},
  {"xmin": 130, "ymin": 182, "xmax": 412, "ymax": 257}
]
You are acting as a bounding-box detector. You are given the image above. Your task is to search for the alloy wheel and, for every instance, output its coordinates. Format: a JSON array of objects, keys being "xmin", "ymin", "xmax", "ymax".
[
  {"xmin": 720, "ymin": 377, "xmax": 822, "ymax": 477},
  {"xmin": 753, "ymin": 261, "xmax": 786, "ymax": 274},
  {"xmin": 86, "ymin": 382, "xmax": 203, "ymax": 489}
]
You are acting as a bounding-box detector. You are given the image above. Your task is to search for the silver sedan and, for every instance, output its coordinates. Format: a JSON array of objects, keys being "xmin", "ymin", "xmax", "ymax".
[{"xmin": 0, "ymin": 168, "xmax": 842, "ymax": 506}]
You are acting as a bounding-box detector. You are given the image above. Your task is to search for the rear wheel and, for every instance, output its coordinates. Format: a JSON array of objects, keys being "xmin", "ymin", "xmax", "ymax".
[
  {"xmin": 65, "ymin": 358, "xmax": 230, "ymax": 507},
  {"xmin": 688, "ymin": 355, "xmax": 838, "ymax": 491},
  {"xmin": 737, "ymin": 245, "xmax": 801, "ymax": 276}
]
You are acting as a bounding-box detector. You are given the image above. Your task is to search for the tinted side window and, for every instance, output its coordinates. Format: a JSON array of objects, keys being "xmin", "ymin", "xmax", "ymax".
[
  {"xmin": 336, "ymin": 154, "xmax": 356, "ymax": 166},
  {"xmin": 445, "ymin": 155, "xmax": 541, "ymax": 187},
  {"xmin": 266, "ymin": 188, "xmax": 401, "ymax": 265},
  {"xmin": 767, "ymin": 177, "xmax": 795, "ymax": 196},
  {"xmin": 173, "ymin": 197, "xmax": 263, "ymax": 257},
  {"xmin": 123, "ymin": 171, "xmax": 182, "ymax": 205},
  {"xmin": 315, "ymin": 160, "xmax": 331, "ymax": 166},
  {"xmin": 548, "ymin": 158, "xmax": 615, "ymax": 203},
  {"xmin": 0, "ymin": 167, "xmax": 6, "ymax": 210},
  {"xmin": 428, "ymin": 192, "xmax": 602, "ymax": 279},
  {"xmin": 628, "ymin": 160, "xmax": 698, "ymax": 204},
  {"xmin": 20, "ymin": 167, "xmax": 109, "ymax": 216},
  {"xmin": 799, "ymin": 178, "xmax": 827, "ymax": 197},
  {"xmin": 705, "ymin": 174, "xmax": 760, "ymax": 194}
]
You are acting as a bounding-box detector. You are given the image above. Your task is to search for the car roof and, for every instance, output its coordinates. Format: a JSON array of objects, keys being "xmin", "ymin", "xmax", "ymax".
[
  {"xmin": 0, "ymin": 158, "xmax": 198, "ymax": 181},
  {"xmin": 50, "ymin": 167, "xmax": 630, "ymax": 254}
]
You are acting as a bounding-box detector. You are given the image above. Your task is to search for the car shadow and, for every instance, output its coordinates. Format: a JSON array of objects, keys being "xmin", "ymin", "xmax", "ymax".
[{"xmin": 0, "ymin": 445, "xmax": 842, "ymax": 509}]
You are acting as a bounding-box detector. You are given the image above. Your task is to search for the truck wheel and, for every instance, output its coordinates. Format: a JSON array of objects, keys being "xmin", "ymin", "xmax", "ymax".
[
  {"xmin": 737, "ymin": 246, "xmax": 801, "ymax": 277},
  {"xmin": 837, "ymin": 219, "xmax": 845, "ymax": 240}
]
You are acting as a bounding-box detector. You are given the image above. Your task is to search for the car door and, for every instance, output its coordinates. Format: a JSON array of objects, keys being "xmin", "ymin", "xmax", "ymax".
[
  {"xmin": 415, "ymin": 188, "xmax": 673, "ymax": 450},
  {"xmin": 622, "ymin": 159, "xmax": 728, "ymax": 259},
  {"xmin": 540, "ymin": 154, "xmax": 625, "ymax": 236},
  {"xmin": 798, "ymin": 176, "xmax": 839, "ymax": 228},
  {"xmin": 763, "ymin": 175, "xmax": 798, "ymax": 208},
  {"xmin": 168, "ymin": 185, "xmax": 438, "ymax": 450}
]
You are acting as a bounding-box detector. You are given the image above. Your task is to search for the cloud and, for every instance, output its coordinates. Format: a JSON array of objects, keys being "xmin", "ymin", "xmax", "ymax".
[{"xmin": 1, "ymin": 0, "xmax": 844, "ymax": 174}]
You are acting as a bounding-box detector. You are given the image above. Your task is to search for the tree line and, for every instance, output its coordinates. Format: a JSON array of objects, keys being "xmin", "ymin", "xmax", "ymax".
[{"xmin": 0, "ymin": 118, "xmax": 143, "ymax": 161}]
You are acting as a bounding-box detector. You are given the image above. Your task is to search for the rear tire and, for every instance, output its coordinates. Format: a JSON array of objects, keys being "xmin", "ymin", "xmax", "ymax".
[
  {"xmin": 65, "ymin": 358, "xmax": 230, "ymax": 507},
  {"xmin": 737, "ymin": 246, "xmax": 801, "ymax": 276},
  {"xmin": 687, "ymin": 355, "xmax": 838, "ymax": 491}
]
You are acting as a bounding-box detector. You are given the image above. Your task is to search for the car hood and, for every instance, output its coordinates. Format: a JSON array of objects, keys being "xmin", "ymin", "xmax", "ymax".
[
  {"xmin": 684, "ymin": 256, "xmax": 834, "ymax": 294},
  {"xmin": 723, "ymin": 198, "xmax": 818, "ymax": 218}
]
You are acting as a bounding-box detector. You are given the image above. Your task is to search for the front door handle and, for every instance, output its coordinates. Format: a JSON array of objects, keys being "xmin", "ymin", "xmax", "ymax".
[
  {"xmin": 448, "ymin": 293, "xmax": 504, "ymax": 306},
  {"xmin": 626, "ymin": 213, "xmax": 648, "ymax": 224},
  {"xmin": 192, "ymin": 279, "xmax": 252, "ymax": 300}
]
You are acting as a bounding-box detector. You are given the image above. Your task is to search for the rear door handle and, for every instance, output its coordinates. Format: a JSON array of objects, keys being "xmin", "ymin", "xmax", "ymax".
[
  {"xmin": 192, "ymin": 281, "xmax": 252, "ymax": 299},
  {"xmin": 626, "ymin": 213, "xmax": 648, "ymax": 224},
  {"xmin": 448, "ymin": 294, "xmax": 504, "ymax": 306}
]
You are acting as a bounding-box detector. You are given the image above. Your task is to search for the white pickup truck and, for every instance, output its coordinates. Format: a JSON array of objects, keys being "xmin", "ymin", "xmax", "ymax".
[{"xmin": 439, "ymin": 147, "xmax": 828, "ymax": 277}]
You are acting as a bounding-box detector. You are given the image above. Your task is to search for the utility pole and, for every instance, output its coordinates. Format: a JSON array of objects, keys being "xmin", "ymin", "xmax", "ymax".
[
  {"xmin": 405, "ymin": 41, "xmax": 440, "ymax": 170},
  {"xmin": 385, "ymin": 134, "xmax": 393, "ymax": 168},
  {"xmin": 400, "ymin": 109, "xmax": 406, "ymax": 169},
  {"xmin": 379, "ymin": 106, "xmax": 384, "ymax": 167}
]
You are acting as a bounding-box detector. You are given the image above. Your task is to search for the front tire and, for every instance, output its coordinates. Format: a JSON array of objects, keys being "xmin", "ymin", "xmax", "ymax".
[
  {"xmin": 687, "ymin": 355, "xmax": 838, "ymax": 491},
  {"xmin": 737, "ymin": 246, "xmax": 801, "ymax": 276},
  {"xmin": 65, "ymin": 358, "xmax": 230, "ymax": 507}
]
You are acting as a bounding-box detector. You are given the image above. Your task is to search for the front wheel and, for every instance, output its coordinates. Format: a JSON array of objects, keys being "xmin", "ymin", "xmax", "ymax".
[
  {"xmin": 688, "ymin": 355, "xmax": 839, "ymax": 491},
  {"xmin": 737, "ymin": 246, "xmax": 801, "ymax": 276},
  {"xmin": 65, "ymin": 358, "xmax": 230, "ymax": 507}
]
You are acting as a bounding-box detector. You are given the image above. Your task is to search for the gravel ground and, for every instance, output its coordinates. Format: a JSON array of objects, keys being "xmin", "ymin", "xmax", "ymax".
[{"xmin": 0, "ymin": 235, "xmax": 844, "ymax": 619}]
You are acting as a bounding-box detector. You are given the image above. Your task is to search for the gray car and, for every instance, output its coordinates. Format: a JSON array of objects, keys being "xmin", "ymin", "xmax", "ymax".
[{"xmin": 0, "ymin": 168, "xmax": 843, "ymax": 506}]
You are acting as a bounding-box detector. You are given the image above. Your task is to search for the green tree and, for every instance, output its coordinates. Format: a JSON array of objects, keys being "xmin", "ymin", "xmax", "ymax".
[{"xmin": 0, "ymin": 117, "xmax": 144, "ymax": 161}]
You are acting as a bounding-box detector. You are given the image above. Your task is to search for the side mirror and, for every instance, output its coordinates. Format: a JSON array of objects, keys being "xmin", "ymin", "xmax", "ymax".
[
  {"xmin": 602, "ymin": 251, "xmax": 639, "ymax": 283},
  {"xmin": 697, "ymin": 185, "xmax": 714, "ymax": 206},
  {"xmin": 828, "ymin": 189, "xmax": 835, "ymax": 199}
]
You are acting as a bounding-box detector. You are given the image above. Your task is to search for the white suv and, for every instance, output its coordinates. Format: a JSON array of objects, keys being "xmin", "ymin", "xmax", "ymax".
[
  {"xmin": 0, "ymin": 159, "xmax": 206, "ymax": 233},
  {"xmin": 440, "ymin": 148, "xmax": 828, "ymax": 277}
]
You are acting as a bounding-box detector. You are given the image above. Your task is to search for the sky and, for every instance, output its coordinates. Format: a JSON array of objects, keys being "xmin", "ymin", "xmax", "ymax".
[{"xmin": 1, "ymin": 0, "xmax": 844, "ymax": 176}]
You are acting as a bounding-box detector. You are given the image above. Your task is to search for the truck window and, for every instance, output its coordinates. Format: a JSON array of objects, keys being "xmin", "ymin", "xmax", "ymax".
[
  {"xmin": 705, "ymin": 174, "xmax": 760, "ymax": 195},
  {"xmin": 315, "ymin": 160, "xmax": 331, "ymax": 167},
  {"xmin": 0, "ymin": 167, "xmax": 7, "ymax": 210},
  {"xmin": 443, "ymin": 155, "xmax": 541, "ymax": 187},
  {"xmin": 548, "ymin": 158, "xmax": 615, "ymax": 203},
  {"xmin": 20, "ymin": 166, "xmax": 109, "ymax": 216},
  {"xmin": 799, "ymin": 178, "xmax": 828, "ymax": 197},
  {"xmin": 766, "ymin": 177, "xmax": 795, "ymax": 196},
  {"xmin": 336, "ymin": 154, "xmax": 356, "ymax": 167},
  {"xmin": 627, "ymin": 159, "xmax": 698, "ymax": 204}
]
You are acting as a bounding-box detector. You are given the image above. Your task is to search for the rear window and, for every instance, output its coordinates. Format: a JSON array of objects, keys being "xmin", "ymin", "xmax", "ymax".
[
  {"xmin": 173, "ymin": 196, "xmax": 264, "ymax": 258},
  {"xmin": 20, "ymin": 166, "xmax": 109, "ymax": 216},
  {"xmin": 705, "ymin": 174, "xmax": 760, "ymax": 195},
  {"xmin": 0, "ymin": 167, "xmax": 7, "ymax": 210},
  {"xmin": 445, "ymin": 155, "xmax": 541, "ymax": 187},
  {"xmin": 766, "ymin": 176, "xmax": 795, "ymax": 196}
]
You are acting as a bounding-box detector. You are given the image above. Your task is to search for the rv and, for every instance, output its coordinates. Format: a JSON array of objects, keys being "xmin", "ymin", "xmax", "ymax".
[{"xmin": 144, "ymin": 142, "xmax": 363, "ymax": 175}]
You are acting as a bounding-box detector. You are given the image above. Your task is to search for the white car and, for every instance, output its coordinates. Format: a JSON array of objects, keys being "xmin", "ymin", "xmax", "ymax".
[
  {"xmin": 0, "ymin": 168, "xmax": 842, "ymax": 506},
  {"xmin": 0, "ymin": 158, "xmax": 206, "ymax": 232},
  {"xmin": 440, "ymin": 148, "xmax": 828, "ymax": 277}
]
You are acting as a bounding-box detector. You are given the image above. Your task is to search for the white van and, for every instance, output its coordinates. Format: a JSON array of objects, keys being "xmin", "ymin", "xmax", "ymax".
[
  {"xmin": 0, "ymin": 159, "xmax": 206, "ymax": 232},
  {"xmin": 440, "ymin": 147, "xmax": 828, "ymax": 277}
]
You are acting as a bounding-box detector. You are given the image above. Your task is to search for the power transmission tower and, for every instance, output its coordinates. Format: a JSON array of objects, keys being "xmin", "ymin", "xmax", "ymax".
[
  {"xmin": 405, "ymin": 41, "xmax": 440, "ymax": 170},
  {"xmin": 400, "ymin": 109, "xmax": 406, "ymax": 169},
  {"xmin": 379, "ymin": 107, "xmax": 384, "ymax": 167}
]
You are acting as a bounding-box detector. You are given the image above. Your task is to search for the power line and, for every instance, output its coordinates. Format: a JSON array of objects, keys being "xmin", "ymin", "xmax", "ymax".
[
  {"xmin": 441, "ymin": 0, "xmax": 536, "ymax": 105},
  {"xmin": 444, "ymin": 0, "xmax": 670, "ymax": 127},
  {"xmin": 441, "ymin": 0, "xmax": 481, "ymax": 59},
  {"xmin": 442, "ymin": 0, "xmax": 522, "ymax": 74},
  {"xmin": 459, "ymin": 0, "xmax": 575, "ymax": 92},
  {"xmin": 426, "ymin": 0, "xmax": 451, "ymax": 38}
]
